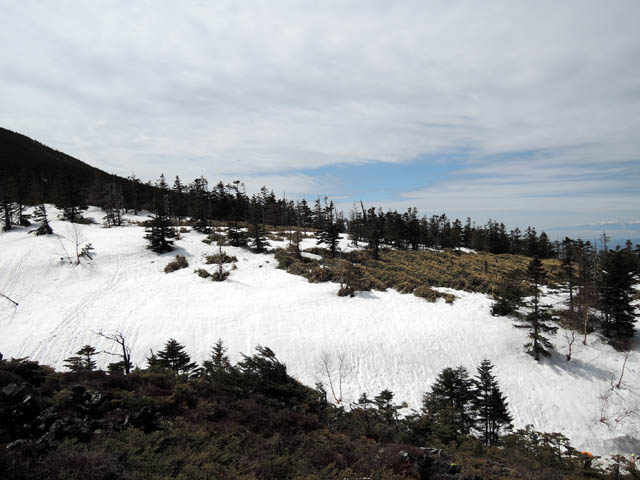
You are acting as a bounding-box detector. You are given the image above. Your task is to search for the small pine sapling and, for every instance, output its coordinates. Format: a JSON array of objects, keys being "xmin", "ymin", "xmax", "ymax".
[{"xmin": 30, "ymin": 204, "xmax": 53, "ymax": 235}]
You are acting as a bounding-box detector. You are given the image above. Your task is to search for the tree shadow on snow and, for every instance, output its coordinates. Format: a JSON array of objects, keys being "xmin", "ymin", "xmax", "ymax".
[
  {"xmin": 546, "ymin": 351, "xmax": 614, "ymax": 384},
  {"xmin": 156, "ymin": 246, "xmax": 190, "ymax": 258}
]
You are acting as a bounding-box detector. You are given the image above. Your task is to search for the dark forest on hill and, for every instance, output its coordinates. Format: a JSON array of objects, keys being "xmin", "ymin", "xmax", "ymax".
[{"xmin": 4, "ymin": 127, "xmax": 636, "ymax": 260}]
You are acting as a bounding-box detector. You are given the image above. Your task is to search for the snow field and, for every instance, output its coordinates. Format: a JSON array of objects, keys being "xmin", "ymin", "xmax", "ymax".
[{"xmin": 0, "ymin": 206, "xmax": 638, "ymax": 457}]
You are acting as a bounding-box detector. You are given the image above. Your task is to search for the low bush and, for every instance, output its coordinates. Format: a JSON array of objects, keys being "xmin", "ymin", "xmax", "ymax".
[
  {"xmin": 205, "ymin": 252, "xmax": 237, "ymax": 264},
  {"xmin": 211, "ymin": 270, "xmax": 229, "ymax": 282},
  {"xmin": 194, "ymin": 268, "xmax": 211, "ymax": 278},
  {"xmin": 164, "ymin": 255, "xmax": 188, "ymax": 273},
  {"xmin": 274, "ymin": 247, "xmax": 561, "ymax": 304}
]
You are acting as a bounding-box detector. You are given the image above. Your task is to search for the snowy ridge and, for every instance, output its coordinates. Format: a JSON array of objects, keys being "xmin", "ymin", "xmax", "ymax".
[{"xmin": 0, "ymin": 206, "xmax": 639, "ymax": 457}]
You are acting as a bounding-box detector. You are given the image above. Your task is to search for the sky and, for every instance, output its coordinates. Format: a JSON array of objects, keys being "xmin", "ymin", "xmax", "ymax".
[{"xmin": 1, "ymin": 1, "xmax": 639, "ymax": 242}]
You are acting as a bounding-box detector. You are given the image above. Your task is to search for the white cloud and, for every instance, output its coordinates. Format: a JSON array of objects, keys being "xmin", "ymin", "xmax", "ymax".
[{"xmin": 1, "ymin": 1, "xmax": 639, "ymax": 229}]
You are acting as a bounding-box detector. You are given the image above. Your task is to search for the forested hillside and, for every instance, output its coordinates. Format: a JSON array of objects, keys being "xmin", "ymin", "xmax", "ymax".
[{"xmin": 2, "ymin": 127, "xmax": 629, "ymax": 258}]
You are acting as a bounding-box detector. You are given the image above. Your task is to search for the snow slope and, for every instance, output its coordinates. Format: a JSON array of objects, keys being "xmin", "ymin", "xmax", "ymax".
[{"xmin": 1, "ymin": 207, "xmax": 639, "ymax": 457}]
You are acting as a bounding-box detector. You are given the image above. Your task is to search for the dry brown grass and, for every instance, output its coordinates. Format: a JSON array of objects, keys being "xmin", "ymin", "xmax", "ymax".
[{"xmin": 275, "ymin": 247, "xmax": 562, "ymax": 303}]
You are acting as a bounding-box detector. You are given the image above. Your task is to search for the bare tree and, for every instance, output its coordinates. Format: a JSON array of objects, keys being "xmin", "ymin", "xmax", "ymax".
[
  {"xmin": 95, "ymin": 330, "xmax": 132, "ymax": 374},
  {"xmin": 316, "ymin": 350, "xmax": 353, "ymax": 405},
  {"xmin": 614, "ymin": 350, "xmax": 631, "ymax": 389},
  {"xmin": 558, "ymin": 313, "xmax": 581, "ymax": 361},
  {"xmin": 57, "ymin": 236, "xmax": 74, "ymax": 265},
  {"xmin": 58, "ymin": 224, "xmax": 94, "ymax": 265},
  {"xmin": 563, "ymin": 328, "xmax": 578, "ymax": 361},
  {"xmin": 598, "ymin": 388, "xmax": 611, "ymax": 424},
  {"xmin": 69, "ymin": 223, "xmax": 84, "ymax": 264}
]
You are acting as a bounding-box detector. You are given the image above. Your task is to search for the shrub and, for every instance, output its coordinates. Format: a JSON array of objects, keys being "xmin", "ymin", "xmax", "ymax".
[
  {"xmin": 164, "ymin": 255, "xmax": 188, "ymax": 273},
  {"xmin": 205, "ymin": 252, "xmax": 237, "ymax": 264},
  {"xmin": 194, "ymin": 268, "xmax": 211, "ymax": 279},
  {"xmin": 211, "ymin": 270, "xmax": 229, "ymax": 282},
  {"xmin": 338, "ymin": 284, "xmax": 355, "ymax": 297}
]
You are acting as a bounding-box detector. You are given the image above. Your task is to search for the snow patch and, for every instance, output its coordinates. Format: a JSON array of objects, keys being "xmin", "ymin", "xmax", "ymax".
[{"xmin": 0, "ymin": 208, "xmax": 638, "ymax": 457}]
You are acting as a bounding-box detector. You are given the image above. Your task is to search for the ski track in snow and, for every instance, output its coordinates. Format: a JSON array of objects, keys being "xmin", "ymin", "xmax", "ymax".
[{"xmin": 0, "ymin": 206, "xmax": 639, "ymax": 457}]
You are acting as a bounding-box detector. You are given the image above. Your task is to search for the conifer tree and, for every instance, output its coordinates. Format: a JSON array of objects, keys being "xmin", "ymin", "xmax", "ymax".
[
  {"xmin": 472, "ymin": 360, "xmax": 512, "ymax": 445},
  {"xmin": 202, "ymin": 339, "xmax": 233, "ymax": 379},
  {"xmin": 0, "ymin": 198, "xmax": 15, "ymax": 231},
  {"xmin": 102, "ymin": 182, "xmax": 124, "ymax": 227},
  {"xmin": 56, "ymin": 172, "xmax": 88, "ymax": 222},
  {"xmin": 491, "ymin": 273, "xmax": 525, "ymax": 317},
  {"xmin": 315, "ymin": 200, "xmax": 341, "ymax": 257},
  {"xmin": 145, "ymin": 186, "xmax": 176, "ymax": 253},
  {"xmin": 249, "ymin": 196, "xmax": 267, "ymax": 253},
  {"xmin": 516, "ymin": 256, "xmax": 558, "ymax": 360},
  {"xmin": 64, "ymin": 345, "xmax": 98, "ymax": 371},
  {"xmin": 362, "ymin": 205, "xmax": 384, "ymax": 260},
  {"xmin": 0, "ymin": 177, "xmax": 16, "ymax": 231},
  {"xmin": 422, "ymin": 366, "xmax": 475, "ymax": 439},
  {"xmin": 171, "ymin": 175, "xmax": 187, "ymax": 221},
  {"xmin": 189, "ymin": 177, "xmax": 211, "ymax": 233},
  {"xmin": 126, "ymin": 173, "xmax": 142, "ymax": 215},
  {"xmin": 30, "ymin": 204, "xmax": 53, "ymax": 235},
  {"xmin": 228, "ymin": 220, "xmax": 248, "ymax": 247},
  {"xmin": 374, "ymin": 389, "xmax": 399, "ymax": 425},
  {"xmin": 598, "ymin": 248, "xmax": 637, "ymax": 348},
  {"xmin": 156, "ymin": 338, "xmax": 197, "ymax": 377}
]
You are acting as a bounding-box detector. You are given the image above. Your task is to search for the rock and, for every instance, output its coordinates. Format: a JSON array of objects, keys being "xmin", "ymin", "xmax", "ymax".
[{"xmin": 36, "ymin": 407, "xmax": 60, "ymax": 432}]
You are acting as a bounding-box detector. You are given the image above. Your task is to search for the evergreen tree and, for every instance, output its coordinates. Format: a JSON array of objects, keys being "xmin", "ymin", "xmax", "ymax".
[
  {"xmin": 0, "ymin": 177, "xmax": 16, "ymax": 231},
  {"xmin": 156, "ymin": 338, "xmax": 197, "ymax": 377},
  {"xmin": 374, "ymin": 389, "xmax": 399, "ymax": 425},
  {"xmin": 524, "ymin": 227, "xmax": 539, "ymax": 257},
  {"xmin": 516, "ymin": 256, "xmax": 558, "ymax": 360},
  {"xmin": 422, "ymin": 366, "xmax": 475, "ymax": 440},
  {"xmin": 126, "ymin": 173, "xmax": 142, "ymax": 214},
  {"xmin": 491, "ymin": 273, "xmax": 525, "ymax": 317},
  {"xmin": 102, "ymin": 182, "xmax": 124, "ymax": 227},
  {"xmin": 472, "ymin": 360, "xmax": 512, "ymax": 445},
  {"xmin": 171, "ymin": 175, "xmax": 187, "ymax": 220},
  {"xmin": 189, "ymin": 176, "xmax": 211, "ymax": 233},
  {"xmin": 64, "ymin": 345, "xmax": 98, "ymax": 371},
  {"xmin": 249, "ymin": 196, "xmax": 267, "ymax": 253},
  {"xmin": 312, "ymin": 197, "xmax": 324, "ymax": 230},
  {"xmin": 598, "ymin": 248, "xmax": 637, "ymax": 348},
  {"xmin": 144, "ymin": 187, "xmax": 176, "ymax": 253},
  {"xmin": 236, "ymin": 346, "xmax": 307, "ymax": 403},
  {"xmin": 56, "ymin": 172, "xmax": 88, "ymax": 222},
  {"xmin": 201, "ymin": 339, "xmax": 233, "ymax": 379},
  {"xmin": 0, "ymin": 198, "xmax": 15, "ymax": 231},
  {"xmin": 250, "ymin": 217, "xmax": 267, "ymax": 253},
  {"xmin": 156, "ymin": 173, "xmax": 169, "ymax": 191},
  {"xmin": 363, "ymin": 206, "xmax": 384, "ymax": 260},
  {"xmin": 228, "ymin": 220, "xmax": 248, "ymax": 247},
  {"xmin": 315, "ymin": 200, "xmax": 341, "ymax": 257},
  {"xmin": 30, "ymin": 204, "xmax": 53, "ymax": 235}
]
